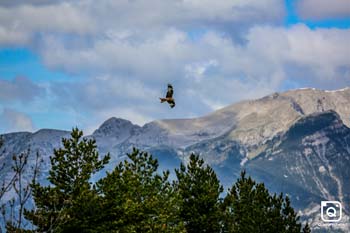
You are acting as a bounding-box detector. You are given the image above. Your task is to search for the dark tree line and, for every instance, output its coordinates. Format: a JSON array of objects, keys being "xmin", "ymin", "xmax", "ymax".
[{"xmin": 1, "ymin": 129, "xmax": 311, "ymax": 232}]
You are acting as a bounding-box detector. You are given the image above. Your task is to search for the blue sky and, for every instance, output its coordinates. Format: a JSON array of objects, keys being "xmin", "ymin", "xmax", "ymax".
[
  {"xmin": 284, "ymin": 0, "xmax": 350, "ymax": 28},
  {"xmin": 0, "ymin": 0, "xmax": 349, "ymax": 133}
]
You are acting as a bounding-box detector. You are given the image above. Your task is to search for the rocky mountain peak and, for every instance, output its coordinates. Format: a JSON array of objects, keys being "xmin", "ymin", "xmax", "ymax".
[{"xmin": 93, "ymin": 117, "xmax": 139, "ymax": 137}]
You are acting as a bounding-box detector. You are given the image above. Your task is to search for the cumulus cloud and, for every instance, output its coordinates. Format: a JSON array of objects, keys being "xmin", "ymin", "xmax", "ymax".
[
  {"xmin": 0, "ymin": 2, "xmax": 94, "ymax": 46},
  {"xmin": 0, "ymin": 0, "xmax": 285, "ymax": 132},
  {"xmin": 244, "ymin": 25, "xmax": 350, "ymax": 85},
  {"xmin": 185, "ymin": 59, "xmax": 218, "ymax": 83},
  {"xmin": 0, "ymin": 108, "xmax": 34, "ymax": 133},
  {"xmin": 44, "ymin": 24, "xmax": 350, "ymax": 90},
  {"xmin": 0, "ymin": 76, "xmax": 45, "ymax": 103},
  {"xmin": 39, "ymin": 23, "xmax": 350, "ymax": 130},
  {"xmin": 297, "ymin": 0, "xmax": 350, "ymax": 20},
  {"xmin": 86, "ymin": 0, "xmax": 285, "ymax": 29},
  {"xmin": 0, "ymin": 0, "xmax": 285, "ymax": 46},
  {"xmin": 40, "ymin": 29, "xmax": 195, "ymax": 79}
]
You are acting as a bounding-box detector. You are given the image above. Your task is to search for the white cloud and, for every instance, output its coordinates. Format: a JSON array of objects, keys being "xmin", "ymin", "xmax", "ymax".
[
  {"xmin": 0, "ymin": 76, "xmax": 45, "ymax": 103},
  {"xmin": 0, "ymin": 0, "xmax": 285, "ymax": 46},
  {"xmin": 0, "ymin": 108, "xmax": 34, "ymax": 133},
  {"xmin": 185, "ymin": 59, "xmax": 218, "ymax": 82},
  {"xmin": 245, "ymin": 25, "xmax": 350, "ymax": 75},
  {"xmin": 39, "ymin": 23, "xmax": 350, "ymax": 131},
  {"xmin": 40, "ymin": 29, "xmax": 195, "ymax": 79},
  {"xmin": 82, "ymin": 0, "xmax": 284, "ymax": 31},
  {"xmin": 297, "ymin": 0, "xmax": 350, "ymax": 20},
  {"xmin": 0, "ymin": 26, "xmax": 29, "ymax": 45},
  {"xmin": 43, "ymin": 24, "xmax": 350, "ymax": 89},
  {"xmin": 0, "ymin": 2, "xmax": 94, "ymax": 45}
]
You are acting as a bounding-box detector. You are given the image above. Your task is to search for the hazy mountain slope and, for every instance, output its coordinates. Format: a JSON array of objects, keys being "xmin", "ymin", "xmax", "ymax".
[
  {"xmin": 0, "ymin": 129, "xmax": 70, "ymax": 205},
  {"xmin": 0, "ymin": 129, "xmax": 70, "ymax": 173}
]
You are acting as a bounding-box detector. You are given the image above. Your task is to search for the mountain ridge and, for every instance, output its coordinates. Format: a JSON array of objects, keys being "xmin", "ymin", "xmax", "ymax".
[{"xmin": 1, "ymin": 87, "xmax": 350, "ymax": 232}]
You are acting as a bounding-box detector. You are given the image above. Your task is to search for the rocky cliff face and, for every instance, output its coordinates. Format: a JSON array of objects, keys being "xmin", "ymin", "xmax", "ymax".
[
  {"xmin": 1, "ymin": 87, "xmax": 350, "ymax": 232},
  {"xmin": 246, "ymin": 111, "xmax": 350, "ymax": 231}
]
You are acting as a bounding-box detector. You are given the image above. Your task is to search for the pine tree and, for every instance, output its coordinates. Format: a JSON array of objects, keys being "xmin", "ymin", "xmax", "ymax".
[
  {"xmin": 175, "ymin": 153, "xmax": 223, "ymax": 233},
  {"xmin": 222, "ymin": 171, "xmax": 306, "ymax": 233},
  {"xmin": 96, "ymin": 148, "xmax": 185, "ymax": 232},
  {"xmin": 24, "ymin": 128, "xmax": 110, "ymax": 232},
  {"xmin": 12, "ymin": 127, "xmax": 310, "ymax": 233}
]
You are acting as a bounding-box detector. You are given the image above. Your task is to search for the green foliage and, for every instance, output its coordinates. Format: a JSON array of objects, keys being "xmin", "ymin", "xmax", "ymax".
[
  {"xmin": 24, "ymin": 128, "xmax": 110, "ymax": 232},
  {"xmin": 48, "ymin": 128, "xmax": 110, "ymax": 193},
  {"xmin": 222, "ymin": 170, "xmax": 305, "ymax": 233},
  {"xmin": 18, "ymin": 129, "xmax": 310, "ymax": 232},
  {"xmin": 97, "ymin": 148, "xmax": 185, "ymax": 232},
  {"xmin": 175, "ymin": 154, "xmax": 223, "ymax": 233}
]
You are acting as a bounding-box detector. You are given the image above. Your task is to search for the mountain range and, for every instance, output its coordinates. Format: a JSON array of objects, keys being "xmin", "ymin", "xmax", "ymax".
[{"xmin": 1, "ymin": 87, "xmax": 350, "ymax": 232}]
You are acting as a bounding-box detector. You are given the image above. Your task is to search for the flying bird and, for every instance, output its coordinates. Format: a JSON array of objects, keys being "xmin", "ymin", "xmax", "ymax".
[{"xmin": 160, "ymin": 84, "xmax": 175, "ymax": 108}]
